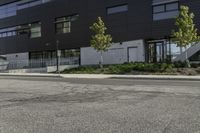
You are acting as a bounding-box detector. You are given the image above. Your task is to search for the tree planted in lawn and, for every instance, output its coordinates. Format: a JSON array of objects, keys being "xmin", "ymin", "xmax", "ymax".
[
  {"xmin": 90, "ymin": 17, "xmax": 112, "ymax": 68},
  {"xmin": 172, "ymin": 5, "xmax": 200, "ymax": 67}
]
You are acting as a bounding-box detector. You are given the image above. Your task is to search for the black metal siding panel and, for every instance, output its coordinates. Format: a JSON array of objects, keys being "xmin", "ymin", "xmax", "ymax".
[
  {"xmin": 0, "ymin": 0, "xmax": 199, "ymax": 54},
  {"xmin": 151, "ymin": 0, "xmax": 200, "ymax": 40}
]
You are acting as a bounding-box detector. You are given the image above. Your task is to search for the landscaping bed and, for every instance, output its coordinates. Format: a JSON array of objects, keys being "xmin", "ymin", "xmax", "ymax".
[{"xmin": 62, "ymin": 62, "xmax": 200, "ymax": 75}]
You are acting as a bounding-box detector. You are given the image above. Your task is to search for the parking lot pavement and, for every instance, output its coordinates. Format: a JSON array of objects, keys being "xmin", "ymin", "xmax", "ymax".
[{"xmin": 0, "ymin": 76, "xmax": 200, "ymax": 133}]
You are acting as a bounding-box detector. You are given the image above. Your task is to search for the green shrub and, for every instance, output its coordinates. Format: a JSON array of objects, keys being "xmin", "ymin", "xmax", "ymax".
[
  {"xmin": 191, "ymin": 63, "xmax": 200, "ymax": 68},
  {"xmin": 62, "ymin": 62, "xmax": 182, "ymax": 74},
  {"xmin": 174, "ymin": 61, "xmax": 187, "ymax": 68},
  {"xmin": 107, "ymin": 65, "xmax": 120, "ymax": 74},
  {"xmin": 62, "ymin": 66, "xmax": 97, "ymax": 74},
  {"xmin": 160, "ymin": 63, "xmax": 174, "ymax": 72}
]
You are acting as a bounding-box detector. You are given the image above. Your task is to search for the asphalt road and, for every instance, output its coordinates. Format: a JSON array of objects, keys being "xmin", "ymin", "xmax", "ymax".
[{"xmin": 0, "ymin": 76, "xmax": 200, "ymax": 133}]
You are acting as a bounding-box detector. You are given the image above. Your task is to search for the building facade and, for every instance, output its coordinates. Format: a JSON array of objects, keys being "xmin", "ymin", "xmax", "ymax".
[{"xmin": 0, "ymin": 0, "xmax": 199, "ymax": 69}]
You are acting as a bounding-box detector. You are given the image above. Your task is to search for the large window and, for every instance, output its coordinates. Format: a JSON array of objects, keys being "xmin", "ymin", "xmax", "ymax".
[
  {"xmin": 0, "ymin": 3, "xmax": 17, "ymax": 19},
  {"xmin": 55, "ymin": 14, "xmax": 79, "ymax": 34},
  {"xmin": 0, "ymin": 21, "xmax": 41, "ymax": 38},
  {"xmin": 107, "ymin": 4, "xmax": 128, "ymax": 15},
  {"xmin": 147, "ymin": 39, "xmax": 193, "ymax": 62},
  {"xmin": 55, "ymin": 18, "xmax": 71, "ymax": 34},
  {"xmin": 153, "ymin": 1, "xmax": 179, "ymax": 21},
  {"xmin": 0, "ymin": 27, "xmax": 16, "ymax": 38},
  {"xmin": 16, "ymin": 24, "xmax": 30, "ymax": 35},
  {"xmin": 29, "ymin": 49, "xmax": 80, "ymax": 60},
  {"xmin": 61, "ymin": 49, "xmax": 80, "ymax": 58},
  {"xmin": 0, "ymin": 0, "xmax": 52, "ymax": 19},
  {"xmin": 30, "ymin": 22, "xmax": 41, "ymax": 38},
  {"xmin": 17, "ymin": 0, "xmax": 51, "ymax": 10}
]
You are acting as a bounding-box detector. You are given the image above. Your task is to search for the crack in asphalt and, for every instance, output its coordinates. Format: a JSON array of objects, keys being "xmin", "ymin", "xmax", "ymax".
[
  {"xmin": 0, "ymin": 88, "xmax": 198, "ymax": 110},
  {"xmin": 0, "ymin": 78, "xmax": 200, "ymax": 133}
]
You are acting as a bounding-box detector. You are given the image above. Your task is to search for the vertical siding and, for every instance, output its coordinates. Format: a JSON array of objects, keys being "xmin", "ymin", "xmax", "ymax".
[{"xmin": 0, "ymin": 0, "xmax": 199, "ymax": 54}]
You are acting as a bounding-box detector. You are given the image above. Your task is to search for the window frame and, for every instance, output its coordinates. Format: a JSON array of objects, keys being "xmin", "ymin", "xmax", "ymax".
[
  {"xmin": 55, "ymin": 14, "xmax": 79, "ymax": 34},
  {"xmin": 30, "ymin": 22, "xmax": 42, "ymax": 38},
  {"xmin": 106, "ymin": 4, "xmax": 128, "ymax": 15},
  {"xmin": 153, "ymin": 1, "xmax": 179, "ymax": 14},
  {"xmin": 0, "ymin": 21, "xmax": 42, "ymax": 39}
]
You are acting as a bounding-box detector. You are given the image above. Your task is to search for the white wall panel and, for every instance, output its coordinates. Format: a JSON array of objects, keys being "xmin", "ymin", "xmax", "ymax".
[{"xmin": 81, "ymin": 40, "xmax": 145, "ymax": 65}]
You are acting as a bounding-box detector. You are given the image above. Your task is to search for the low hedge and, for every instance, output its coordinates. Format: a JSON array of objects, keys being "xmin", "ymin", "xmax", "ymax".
[
  {"xmin": 174, "ymin": 61, "xmax": 200, "ymax": 68},
  {"xmin": 62, "ymin": 62, "xmax": 177, "ymax": 74}
]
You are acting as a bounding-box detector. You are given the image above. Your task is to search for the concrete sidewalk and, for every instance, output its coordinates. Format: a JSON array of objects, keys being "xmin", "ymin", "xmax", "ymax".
[
  {"xmin": 0, "ymin": 73, "xmax": 200, "ymax": 81},
  {"xmin": 61, "ymin": 74, "xmax": 200, "ymax": 81}
]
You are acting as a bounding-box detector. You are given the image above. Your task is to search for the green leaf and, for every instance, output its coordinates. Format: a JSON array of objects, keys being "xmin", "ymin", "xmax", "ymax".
[
  {"xmin": 90, "ymin": 17, "xmax": 113, "ymax": 52},
  {"xmin": 172, "ymin": 5, "xmax": 200, "ymax": 47}
]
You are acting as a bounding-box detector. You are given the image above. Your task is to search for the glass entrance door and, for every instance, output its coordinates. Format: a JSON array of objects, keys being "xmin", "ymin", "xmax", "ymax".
[
  {"xmin": 156, "ymin": 42, "xmax": 164, "ymax": 62},
  {"xmin": 148, "ymin": 40, "xmax": 167, "ymax": 63},
  {"xmin": 148, "ymin": 43, "xmax": 156, "ymax": 62}
]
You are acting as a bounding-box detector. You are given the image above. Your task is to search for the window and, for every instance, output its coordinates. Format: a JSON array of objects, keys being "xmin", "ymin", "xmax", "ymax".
[
  {"xmin": 0, "ymin": 26, "xmax": 17, "ymax": 38},
  {"xmin": 55, "ymin": 14, "xmax": 79, "ymax": 34},
  {"xmin": 166, "ymin": 2, "xmax": 179, "ymax": 11},
  {"xmin": 29, "ymin": 51, "xmax": 43, "ymax": 59},
  {"xmin": 147, "ymin": 39, "xmax": 194, "ymax": 62},
  {"xmin": 153, "ymin": 1, "xmax": 179, "ymax": 21},
  {"xmin": 16, "ymin": 24, "xmax": 30, "ymax": 35},
  {"xmin": 0, "ymin": 0, "xmax": 52, "ymax": 19},
  {"xmin": 0, "ymin": 3, "xmax": 17, "ymax": 19},
  {"xmin": 30, "ymin": 22, "xmax": 41, "ymax": 38},
  {"xmin": 29, "ymin": 49, "xmax": 80, "ymax": 59},
  {"xmin": 61, "ymin": 49, "xmax": 80, "ymax": 58},
  {"xmin": 55, "ymin": 18, "xmax": 71, "ymax": 34},
  {"xmin": 17, "ymin": 0, "xmax": 42, "ymax": 10},
  {"xmin": 153, "ymin": 5, "xmax": 165, "ymax": 13},
  {"xmin": 107, "ymin": 4, "xmax": 128, "ymax": 15},
  {"xmin": 0, "ymin": 21, "xmax": 41, "ymax": 38}
]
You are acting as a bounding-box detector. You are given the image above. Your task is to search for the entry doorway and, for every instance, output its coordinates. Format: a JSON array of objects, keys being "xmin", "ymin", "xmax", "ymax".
[
  {"xmin": 147, "ymin": 40, "xmax": 167, "ymax": 63},
  {"xmin": 128, "ymin": 47, "xmax": 138, "ymax": 62}
]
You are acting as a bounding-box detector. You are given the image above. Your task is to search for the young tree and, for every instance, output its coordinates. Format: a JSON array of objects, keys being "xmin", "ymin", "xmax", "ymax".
[
  {"xmin": 90, "ymin": 17, "xmax": 112, "ymax": 68},
  {"xmin": 172, "ymin": 5, "xmax": 200, "ymax": 67}
]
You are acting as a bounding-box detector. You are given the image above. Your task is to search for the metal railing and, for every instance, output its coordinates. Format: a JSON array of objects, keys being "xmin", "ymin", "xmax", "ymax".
[
  {"xmin": 173, "ymin": 43, "xmax": 200, "ymax": 62},
  {"xmin": 7, "ymin": 57, "xmax": 79, "ymax": 70}
]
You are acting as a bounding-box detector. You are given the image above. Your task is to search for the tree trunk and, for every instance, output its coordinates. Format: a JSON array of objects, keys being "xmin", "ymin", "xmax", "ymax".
[
  {"xmin": 100, "ymin": 51, "xmax": 103, "ymax": 68},
  {"xmin": 185, "ymin": 47, "xmax": 191, "ymax": 68},
  {"xmin": 180, "ymin": 47, "xmax": 183, "ymax": 54}
]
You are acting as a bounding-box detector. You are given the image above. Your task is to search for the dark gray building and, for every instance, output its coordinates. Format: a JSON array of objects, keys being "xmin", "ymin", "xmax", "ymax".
[{"xmin": 0, "ymin": 0, "xmax": 199, "ymax": 69}]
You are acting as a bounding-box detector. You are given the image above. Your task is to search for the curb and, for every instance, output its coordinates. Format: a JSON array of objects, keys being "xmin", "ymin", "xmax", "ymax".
[
  {"xmin": 110, "ymin": 76, "xmax": 200, "ymax": 81},
  {"xmin": 0, "ymin": 73, "xmax": 61, "ymax": 78},
  {"xmin": 0, "ymin": 73, "xmax": 199, "ymax": 81},
  {"xmin": 60, "ymin": 74, "xmax": 200, "ymax": 81}
]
